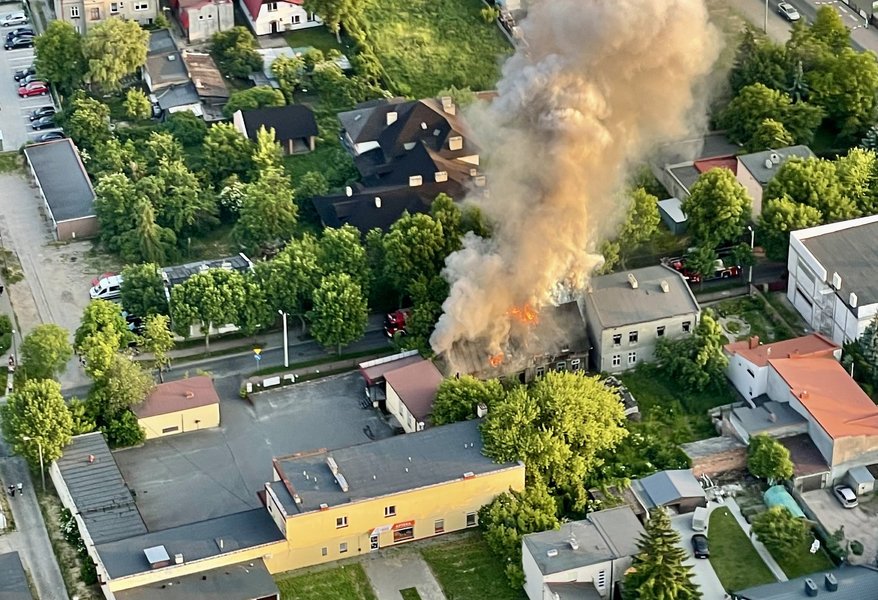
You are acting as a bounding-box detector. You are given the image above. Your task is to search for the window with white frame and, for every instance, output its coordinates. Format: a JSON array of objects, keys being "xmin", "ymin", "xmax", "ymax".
[
  {"xmin": 629, "ymin": 331, "xmax": 638, "ymax": 344},
  {"xmin": 612, "ymin": 333, "xmax": 622, "ymax": 347},
  {"xmin": 384, "ymin": 505, "xmax": 396, "ymax": 517},
  {"xmin": 307, "ymin": 11, "xmax": 316, "ymax": 20},
  {"xmin": 89, "ymin": 7, "xmax": 100, "ymax": 19},
  {"xmin": 656, "ymin": 325, "xmax": 665, "ymax": 337},
  {"xmin": 339, "ymin": 542, "xmax": 348, "ymax": 553},
  {"xmin": 110, "ymin": 2, "xmax": 119, "ymax": 13},
  {"xmin": 336, "ymin": 516, "xmax": 348, "ymax": 528},
  {"xmin": 466, "ymin": 512, "xmax": 477, "ymax": 527},
  {"xmin": 682, "ymin": 320, "xmax": 691, "ymax": 333},
  {"xmin": 628, "ymin": 351, "xmax": 637, "ymax": 366},
  {"xmin": 612, "ymin": 354, "xmax": 621, "ymax": 367},
  {"xmin": 134, "ymin": 2, "xmax": 148, "ymax": 10},
  {"xmin": 266, "ymin": 2, "xmax": 277, "ymax": 10},
  {"xmin": 292, "ymin": 14, "xmax": 301, "ymax": 23},
  {"xmin": 70, "ymin": 5, "xmax": 80, "ymax": 17}
]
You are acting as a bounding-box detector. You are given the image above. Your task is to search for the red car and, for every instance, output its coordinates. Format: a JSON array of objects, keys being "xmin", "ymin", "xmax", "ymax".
[{"xmin": 18, "ymin": 81, "xmax": 47, "ymax": 97}]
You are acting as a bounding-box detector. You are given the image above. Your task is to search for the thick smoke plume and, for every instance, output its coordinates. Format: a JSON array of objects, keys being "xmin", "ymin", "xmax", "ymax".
[{"xmin": 430, "ymin": 0, "xmax": 722, "ymax": 366}]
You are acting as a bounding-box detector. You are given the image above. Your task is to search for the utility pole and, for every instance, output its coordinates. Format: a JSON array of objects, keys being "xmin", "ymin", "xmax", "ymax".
[
  {"xmin": 764, "ymin": 0, "xmax": 769, "ymax": 34},
  {"xmin": 278, "ymin": 310, "xmax": 289, "ymax": 368},
  {"xmin": 747, "ymin": 225, "xmax": 756, "ymax": 296},
  {"xmin": 21, "ymin": 436, "xmax": 45, "ymax": 492}
]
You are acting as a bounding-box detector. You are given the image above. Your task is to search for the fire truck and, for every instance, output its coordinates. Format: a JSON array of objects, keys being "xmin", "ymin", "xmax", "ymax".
[
  {"xmin": 665, "ymin": 256, "xmax": 741, "ymax": 284},
  {"xmin": 384, "ymin": 308, "xmax": 413, "ymax": 337}
]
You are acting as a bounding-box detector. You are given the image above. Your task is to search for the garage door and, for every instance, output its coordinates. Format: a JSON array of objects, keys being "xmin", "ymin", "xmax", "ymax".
[{"xmin": 797, "ymin": 473, "xmax": 826, "ymax": 492}]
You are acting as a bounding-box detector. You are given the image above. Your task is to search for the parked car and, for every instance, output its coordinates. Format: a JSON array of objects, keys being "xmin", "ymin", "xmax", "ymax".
[
  {"xmin": 90, "ymin": 275, "xmax": 123, "ymax": 300},
  {"xmin": 13, "ymin": 65, "xmax": 35, "ymax": 81},
  {"xmin": 6, "ymin": 27, "xmax": 33, "ymax": 41},
  {"xmin": 0, "ymin": 12, "xmax": 27, "ymax": 27},
  {"xmin": 34, "ymin": 131, "xmax": 64, "ymax": 143},
  {"xmin": 833, "ymin": 485, "xmax": 859, "ymax": 509},
  {"xmin": 29, "ymin": 105, "xmax": 55, "ymax": 121},
  {"xmin": 18, "ymin": 81, "xmax": 47, "ymax": 96},
  {"xmin": 17, "ymin": 73, "xmax": 39, "ymax": 87},
  {"xmin": 691, "ymin": 534, "xmax": 709, "ymax": 559},
  {"xmin": 777, "ymin": 2, "xmax": 801, "ymax": 21},
  {"xmin": 31, "ymin": 115, "xmax": 55, "ymax": 130},
  {"xmin": 4, "ymin": 36, "xmax": 33, "ymax": 50}
]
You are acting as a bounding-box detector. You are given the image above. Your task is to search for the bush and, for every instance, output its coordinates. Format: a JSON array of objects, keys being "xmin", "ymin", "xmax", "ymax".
[
  {"xmin": 851, "ymin": 540, "xmax": 864, "ymax": 555},
  {"xmin": 102, "ymin": 409, "xmax": 145, "ymax": 448},
  {"xmin": 0, "ymin": 314, "xmax": 11, "ymax": 355},
  {"xmin": 162, "ymin": 111, "xmax": 208, "ymax": 146}
]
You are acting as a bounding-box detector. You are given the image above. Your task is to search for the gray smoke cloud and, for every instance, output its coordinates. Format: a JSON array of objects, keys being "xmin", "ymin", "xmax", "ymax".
[{"xmin": 430, "ymin": 0, "xmax": 722, "ymax": 365}]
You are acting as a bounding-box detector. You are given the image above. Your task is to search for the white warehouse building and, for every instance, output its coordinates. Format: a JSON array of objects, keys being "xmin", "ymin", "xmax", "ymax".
[{"xmin": 787, "ymin": 214, "xmax": 878, "ymax": 345}]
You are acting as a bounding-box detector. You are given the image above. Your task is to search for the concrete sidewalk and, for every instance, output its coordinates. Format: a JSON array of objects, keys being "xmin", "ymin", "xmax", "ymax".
[{"xmin": 725, "ymin": 497, "xmax": 788, "ymax": 582}]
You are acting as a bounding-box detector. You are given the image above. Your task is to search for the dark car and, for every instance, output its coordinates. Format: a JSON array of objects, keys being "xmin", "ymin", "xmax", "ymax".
[
  {"xmin": 691, "ymin": 534, "xmax": 709, "ymax": 559},
  {"xmin": 31, "ymin": 115, "xmax": 55, "ymax": 130},
  {"xmin": 13, "ymin": 65, "xmax": 35, "ymax": 81},
  {"xmin": 34, "ymin": 131, "xmax": 64, "ymax": 143},
  {"xmin": 29, "ymin": 105, "xmax": 55, "ymax": 121},
  {"xmin": 17, "ymin": 73, "xmax": 39, "ymax": 87},
  {"xmin": 4, "ymin": 36, "xmax": 33, "ymax": 50},
  {"xmin": 6, "ymin": 27, "xmax": 33, "ymax": 41}
]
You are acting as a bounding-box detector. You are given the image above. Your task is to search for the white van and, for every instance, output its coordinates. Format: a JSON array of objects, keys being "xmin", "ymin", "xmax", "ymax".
[
  {"xmin": 691, "ymin": 506, "xmax": 708, "ymax": 532},
  {"xmin": 89, "ymin": 275, "xmax": 123, "ymax": 300}
]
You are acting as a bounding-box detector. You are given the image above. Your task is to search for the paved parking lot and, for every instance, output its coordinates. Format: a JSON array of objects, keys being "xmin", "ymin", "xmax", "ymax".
[
  {"xmin": 113, "ymin": 372, "xmax": 395, "ymax": 531},
  {"xmin": 670, "ymin": 513, "xmax": 727, "ymax": 600},
  {"xmin": 0, "ymin": 25, "xmax": 60, "ymax": 149},
  {"xmin": 801, "ymin": 488, "xmax": 878, "ymax": 565}
]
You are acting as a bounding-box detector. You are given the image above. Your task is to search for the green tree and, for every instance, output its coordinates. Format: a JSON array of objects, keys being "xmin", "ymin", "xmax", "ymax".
[
  {"xmin": 60, "ymin": 93, "xmax": 112, "ymax": 153},
  {"xmin": 481, "ymin": 371, "xmax": 627, "ymax": 511},
  {"xmin": 234, "ymin": 168, "xmax": 298, "ymax": 251},
  {"xmin": 623, "ymin": 509, "xmax": 699, "ymax": 600},
  {"xmin": 34, "ymin": 21, "xmax": 86, "ymax": 94},
  {"xmin": 210, "ymin": 27, "xmax": 263, "ymax": 78},
  {"xmin": 720, "ymin": 83, "xmax": 823, "ymax": 147},
  {"xmin": 123, "ymin": 88, "xmax": 152, "ymax": 121},
  {"xmin": 436, "ymin": 85, "xmax": 477, "ymax": 108},
  {"xmin": 685, "ymin": 245, "xmax": 719, "ymax": 290},
  {"xmin": 162, "ymin": 111, "xmax": 208, "ymax": 146},
  {"xmin": 747, "ymin": 118, "xmax": 796, "ymax": 153},
  {"xmin": 807, "ymin": 6, "xmax": 850, "ymax": 53},
  {"xmin": 251, "ymin": 126, "xmax": 283, "ymax": 174},
  {"xmin": 120, "ymin": 263, "xmax": 169, "ymax": 317},
  {"xmin": 0, "ymin": 379, "xmax": 73, "ymax": 469},
  {"xmin": 758, "ymin": 196, "xmax": 823, "ymax": 261},
  {"xmin": 102, "ymin": 409, "xmax": 145, "ymax": 448},
  {"xmin": 120, "ymin": 200, "xmax": 176, "ymax": 264},
  {"xmin": 836, "ymin": 148, "xmax": 878, "ymax": 216},
  {"xmin": 655, "ymin": 311, "xmax": 728, "ymax": 391},
  {"xmin": 729, "ymin": 28, "xmax": 789, "ymax": 95},
  {"xmin": 75, "ymin": 299, "xmax": 132, "ymax": 352},
  {"xmin": 295, "ymin": 171, "xmax": 329, "ymax": 225},
  {"xmin": 170, "ymin": 268, "xmax": 266, "ymax": 351},
  {"xmin": 303, "ymin": 0, "xmax": 363, "ymax": 43},
  {"xmin": 94, "ymin": 173, "xmax": 140, "ymax": 252},
  {"xmin": 90, "ymin": 353, "xmax": 155, "ymax": 419},
  {"xmin": 597, "ymin": 239, "xmax": 622, "ymax": 274},
  {"xmin": 140, "ymin": 314, "xmax": 174, "ymax": 382},
  {"xmin": 18, "ymin": 324, "xmax": 73, "ymax": 382},
  {"xmin": 619, "ymin": 187, "xmax": 661, "ymax": 249},
  {"xmin": 143, "ymin": 131, "xmax": 184, "ymax": 167},
  {"xmin": 255, "ymin": 234, "xmax": 321, "ymax": 332},
  {"xmin": 479, "ymin": 482, "xmax": 560, "ymax": 589},
  {"xmin": 203, "ymin": 122, "xmax": 255, "ymax": 187},
  {"xmin": 223, "ymin": 86, "xmax": 286, "ymax": 118},
  {"xmin": 83, "ymin": 18, "xmax": 149, "ymax": 90},
  {"xmin": 383, "ymin": 212, "xmax": 446, "ymax": 296},
  {"xmin": 682, "ymin": 168, "xmax": 752, "ymax": 248},
  {"xmin": 91, "ymin": 137, "xmax": 143, "ymax": 179},
  {"xmin": 318, "ymin": 224, "xmax": 370, "ymax": 291},
  {"xmin": 431, "ymin": 375, "xmax": 505, "ymax": 425},
  {"xmin": 748, "ymin": 434, "xmax": 795, "ymax": 483},
  {"xmin": 765, "ymin": 157, "xmax": 856, "ymax": 222},
  {"xmin": 430, "ymin": 193, "xmax": 464, "ymax": 256},
  {"xmin": 810, "ymin": 48, "xmax": 878, "ymax": 139},
  {"xmin": 752, "ymin": 506, "xmax": 810, "ymax": 557},
  {"xmin": 68, "ymin": 398, "xmax": 97, "ymax": 435},
  {"xmin": 271, "ymin": 54, "xmax": 305, "ymax": 101},
  {"xmin": 308, "ymin": 273, "xmax": 368, "ymax": 354}
]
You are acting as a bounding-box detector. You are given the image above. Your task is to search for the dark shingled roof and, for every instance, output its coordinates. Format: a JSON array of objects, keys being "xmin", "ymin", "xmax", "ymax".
[
  {"xmin": 161, "ymin": 253, "xmax": 253, "ymax": 288},
  {"xmin": 799, "ymin": 218, "xmax": 878, "ymax": 309},
  {"xmin": 55, "ymin": 433, "xmax": 148, "ymax": 544},
  {"xmin": 23, "ymin": 139, "xmax": 96, "ymax": 223},
  {"xmin": 337, "ymin": 98, "xmax": 410, "ymax": 144},
  {"xmin": 272, "ymin": 419, "xmax": 522, "ymax": 513},
  {"xmin": 95, "ymin": 509, "xmax": 285, "ymax": 579},
  {"xmin": 239, "ymin": 104, "xmax": 318, "ymax": 142},
  {"xmin": 0, "ymin": 552, "xmax": 32, "ymax": 600},
  {"xmin": 113, "ymin": 559, "xmax": 278, "ymax": 600},
  {"xmin": 734, "ymin": 565, "xmax": 878, "ymax": 599}
]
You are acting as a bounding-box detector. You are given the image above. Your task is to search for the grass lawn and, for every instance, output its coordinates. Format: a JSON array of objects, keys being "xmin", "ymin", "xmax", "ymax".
[
  {"xmin": 399, "ymin": 589, "xmax": 422, "ymax": 600},
  {"xmin": 275, "ymin": 564, "xmax": 377, "ymax": 600},
  {"xmin": 362, "ymin": 0, "xmax": 512, "ymax": 97},
  {"xmin": 0, "ymin": 152, "xmax": 21, "ymax": 173},
  {"xmin": 286, "ymin": 27, "xmax": 348, "ymax": 55},
  {"xmin": 771, "ymin": 538, "xmax": 835, "ymax": 580},
  {"xmin": 620, "ymin": 363, "xmax": 737, "ymax": 441},
  {"xmin": 713, "ymin": 296, "xmax": 795, "ymax": 343},
  {"xmin": 421, "ymin": 533, "xmax": 525, "ymax": 600},
  {"xmin": 708, "ymin": 508, "xmax": 776, "ymax": 592}
]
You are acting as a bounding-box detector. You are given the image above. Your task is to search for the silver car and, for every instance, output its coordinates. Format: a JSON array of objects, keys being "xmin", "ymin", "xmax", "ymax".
[
  {"xmin": 0, "ymin": 12, "xmax": 27, "ymax": 27},
  {"xmin": 833, "ymin": 485, "xmax": 858, "ymax": 509},
  {"xmin": 778, "ymin": 2, "xmax": 801, "ymax": 22}
]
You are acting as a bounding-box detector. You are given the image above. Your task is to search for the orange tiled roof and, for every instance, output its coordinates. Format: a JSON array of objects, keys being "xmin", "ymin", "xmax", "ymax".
[
  {"xmin": 769, "ymin": 357, "xmax": 878, "ymax": 439},
  {"xmin": 724, "ymin": 333, "xmax": 838, "ymax": 368}
]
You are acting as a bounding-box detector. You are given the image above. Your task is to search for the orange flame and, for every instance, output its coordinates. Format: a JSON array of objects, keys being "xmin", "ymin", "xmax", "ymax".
[
  {"xmin": 489, "ymin": 353, "xmax": 504, "ymax": 367},
  {"xmin": 507, "ymin": 303, "xmax": 539, "ymax": 325}
]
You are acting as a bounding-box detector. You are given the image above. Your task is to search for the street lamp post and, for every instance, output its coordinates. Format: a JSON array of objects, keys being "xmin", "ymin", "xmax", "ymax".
[
  {"xmin": 747, "ymin": 225, "xmax": 756, "ymax": 295},
  {"xmin": 21, "ymin": 436, "xmax": 45, "ymax": 493},
  {"xmin": 278, "ymin": 310, "xmax": 289, "ymax": 368},
  {"xmin": 764, "ymin": 0, "xmax": 769, "ymax": 34}
]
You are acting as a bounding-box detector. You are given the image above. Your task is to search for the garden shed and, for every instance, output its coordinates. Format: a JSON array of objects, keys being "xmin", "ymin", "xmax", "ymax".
[
  {"xmin": 763, "ymin": 485, "xmax": 805, "ymax": 518},
  {"xmin": 657, "ymin": 197, "xmax": 688, "ymax": 235},
  {"xmin": 845, "ymin": 465, "xmax": 875, "ymax": 495}
]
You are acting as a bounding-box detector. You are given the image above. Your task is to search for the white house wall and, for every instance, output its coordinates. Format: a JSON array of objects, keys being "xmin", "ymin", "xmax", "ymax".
[
  {"xmin": 543, "ymin": 561, "xmax": 614, "ymax": 599},
  {"xmin": 590, "ymin": 313, "xmax": 698, "ymax": 374},
  {"xmin": 735, "ymin": 161, "xmax": 764, "ymax": 217},
  {"xmin": 725, "ymin": 354, "xmax": 768, "ymax": 402},
  {"xmin": 238, "ymin": 0, "xmax": 321, "ymax": 36},
  {"xmin": 521, "ymin": 543, "xmax": 544, "ymax": 600}
]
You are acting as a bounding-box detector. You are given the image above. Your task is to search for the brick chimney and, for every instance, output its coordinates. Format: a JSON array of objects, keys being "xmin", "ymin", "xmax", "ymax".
[{"xmin": 748, "ymin": 336, "xmax": 760, "ymax": 349}]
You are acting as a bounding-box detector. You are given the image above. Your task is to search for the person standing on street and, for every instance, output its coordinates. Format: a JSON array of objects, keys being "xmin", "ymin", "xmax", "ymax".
[{"xmin": 16, "ymin": 482, "xmax": 22, "ymax": 494}]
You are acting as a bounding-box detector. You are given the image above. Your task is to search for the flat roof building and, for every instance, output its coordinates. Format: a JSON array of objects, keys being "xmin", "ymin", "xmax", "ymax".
[
  {"xmin": 133, "ymin": 376, "xmax": 221, "ymax": 439},
  {"xmin": 23, "ymin": 139, "xmax": 98, "ymax": 241},
  {"xmin": 0, "ymin": 551, "xmax": 32, "ymax": 600}
]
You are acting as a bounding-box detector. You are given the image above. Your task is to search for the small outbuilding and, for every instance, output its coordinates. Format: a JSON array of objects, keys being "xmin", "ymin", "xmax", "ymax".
[
  {"xmin": 384, "ymin": 359, "xmax": 444, "ymax": 433},
  {"xmin": 23, "ymin": 139, "xmax": 99, "ymax": 241},
  {"xmin": 233, "ymin": 104, "xmax": 319, "ymax": 154},
  {"xmin": 763, "ymin": 485, "xmax": 805, "ymax": 518},
  {"xmin": 657, "ymin": 197, "xmax": 688, "ymax": 235},
  {"xmin": 133, "ymin": 376, "xmax": 221, "ymax": 439},
  {"xmin": 845, "ymin": 465, "xmax": 876, "ymax": 495},
  {"xmin": 630, "ymin": 469, "xmax": 707, "ymax": 515}
]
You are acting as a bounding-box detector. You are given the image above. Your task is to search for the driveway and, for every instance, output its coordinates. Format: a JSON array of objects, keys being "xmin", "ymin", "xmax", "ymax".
[
  {"xmin": 113, "ymin": 372, "xmax": 394, "ymax": 530},
  {"xmin": 670, "ymin": 513, "xmax": 727, "ymax": 600},
  {"xmin": 361, "ymin": 547, "xmax": 447, "ymax": 600},
  {"xmin": 801, "ymin": 488, "xmax": 878, "ymax": 565}
]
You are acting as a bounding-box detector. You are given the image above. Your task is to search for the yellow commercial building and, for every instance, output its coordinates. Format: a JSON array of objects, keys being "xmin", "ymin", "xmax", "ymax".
[
  {"xmin": 133, "ymin": 375, "xmax": 221, "ymax": 440},
  {"xmin": 262, "ymin": 419, "xmax": 525, "ymax": 572}
]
